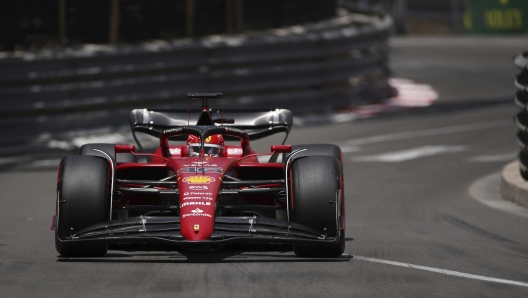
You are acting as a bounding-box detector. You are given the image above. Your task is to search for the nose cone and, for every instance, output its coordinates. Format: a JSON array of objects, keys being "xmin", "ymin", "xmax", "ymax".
[
  {"xmin": 170, "ymin": 157, "xmax": 235, "ymax": 241},
  {"xmin": 177, "ymin": 171, "xmax": 220, "ymax": 241},
  {"xmin": 180, "ymin": 203, "xmax": 216, "ymax": 240}
]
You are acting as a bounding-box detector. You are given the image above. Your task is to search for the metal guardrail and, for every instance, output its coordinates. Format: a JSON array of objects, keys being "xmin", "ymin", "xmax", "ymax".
[
  {"xmin": 513, "ymin": 51, "xmax": 528, "ymax": 179},
  {"xmin": 0, "ymin": 9, "xmax": 395, "ymax": 169}
]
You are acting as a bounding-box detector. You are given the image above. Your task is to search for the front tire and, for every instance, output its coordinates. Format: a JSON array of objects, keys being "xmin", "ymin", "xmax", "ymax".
[
  {"xmin": 291, "ymin": 144, "xmax": 342, "ymax": 163},
  {"xmin": 79, "ymin": 143, "xmax": 136, "ymax": 163},
  {"xmin": 291, "ymin": 155, "xmax": 345, "ymax": 257},
  {"xmin": 55, "ymin": 155, "xmax": 110, "ymax": 257}
]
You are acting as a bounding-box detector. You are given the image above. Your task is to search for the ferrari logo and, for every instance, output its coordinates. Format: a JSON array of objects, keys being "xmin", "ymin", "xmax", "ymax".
[
  {"xmin": 182, "ymin": 176, "xmax": 215, "ymax": 184},
  {"xmin": 205, "ymin": 136, "xmax": 212, "ymax": 142},
  {"xmin": 194, "ymin": 224, "xmax": 200, "ymax": 232}
]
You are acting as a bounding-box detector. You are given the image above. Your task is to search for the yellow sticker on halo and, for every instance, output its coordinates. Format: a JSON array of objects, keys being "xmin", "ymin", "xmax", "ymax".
[{"xmin": 205, "ymin": 136, "xmax": 211, "ymax": 142}]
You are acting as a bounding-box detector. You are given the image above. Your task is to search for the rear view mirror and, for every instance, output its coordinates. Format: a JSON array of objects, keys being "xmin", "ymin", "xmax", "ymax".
[{"xmin": 271, "ymin": 145, "xmax": 292, "ymax": 153}]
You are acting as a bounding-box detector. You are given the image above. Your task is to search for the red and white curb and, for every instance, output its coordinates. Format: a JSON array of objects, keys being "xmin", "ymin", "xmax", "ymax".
[
  {"xmin": 329, "ymin": 78, "xmax": 439, "ymax": 123},
  {"xmin": 386, "ymin": 78, "xmax": 438, "ymax": 107},
  {"xmin": 294, "ymin": 78, "xmax": 438, "ymax": 126}
]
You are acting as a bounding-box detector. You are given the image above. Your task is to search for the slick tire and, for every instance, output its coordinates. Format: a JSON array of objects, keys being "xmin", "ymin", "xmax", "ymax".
[
  {"xmin": 55, "ymin": 155, "xmax": 110, "ymax": 257},
  {"xmin": 272, "ymin": 144, "xmax": 342, "ymax": 164},
  {"xmin": 291, "ymin": 155, "xmax": 345, "ymax": 258},
  {"xmin": 79, "ymin": 143, "xmax": 136, "ymax": 163},
  {"xmin": 291, "ymin": 144, "xmax": 342, "ymax": 164}
]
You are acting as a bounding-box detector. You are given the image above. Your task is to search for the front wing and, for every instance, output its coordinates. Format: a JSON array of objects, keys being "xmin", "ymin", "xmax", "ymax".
[{"xmin": 56, "ymin": 216, "xmax": 342, "ymax": 246}]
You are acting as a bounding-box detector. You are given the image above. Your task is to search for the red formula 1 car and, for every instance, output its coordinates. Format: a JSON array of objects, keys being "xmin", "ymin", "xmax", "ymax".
[{"xmin": 53, "ymin": 93, "xmax": 345, "ymax": 257}]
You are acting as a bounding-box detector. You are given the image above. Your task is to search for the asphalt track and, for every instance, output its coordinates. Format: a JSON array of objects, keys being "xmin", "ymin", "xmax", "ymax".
[{"xmin": 1, "ymin": 36, "xmax": 528, "ymax": 297}]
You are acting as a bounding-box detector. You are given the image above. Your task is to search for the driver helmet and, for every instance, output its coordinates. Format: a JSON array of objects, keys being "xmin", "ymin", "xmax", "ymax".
[{"xmin": 187, "ymin": 134, "xmax": 224, "ymax": 157}]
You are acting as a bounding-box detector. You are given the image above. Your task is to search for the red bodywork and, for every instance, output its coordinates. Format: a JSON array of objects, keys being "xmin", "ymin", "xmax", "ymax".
[
  {"xmin": 112, "ymin": 143, "xmax": 285, "ymax": 242},
  {"xmin": 53, "ymin": 97, "xmax": 345, "ymax": 253},
  {"xmin": 172, "ymin": 157, "xmax": 235, "ymax": 241}
]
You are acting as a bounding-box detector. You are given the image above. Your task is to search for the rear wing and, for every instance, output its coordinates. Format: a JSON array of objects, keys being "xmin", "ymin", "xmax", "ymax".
[{"xmin": 129, "ymin": 108, "xmax": 293, "ymax": 148}]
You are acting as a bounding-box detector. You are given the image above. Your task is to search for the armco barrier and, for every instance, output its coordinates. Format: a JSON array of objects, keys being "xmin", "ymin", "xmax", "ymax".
[
  {"xmin": 513, "ymin": 51, "xmax": 528, "ymax": 179},
  {"xmin": 0, "ymin": 9, "xmax": 395, "ymax": 167}
]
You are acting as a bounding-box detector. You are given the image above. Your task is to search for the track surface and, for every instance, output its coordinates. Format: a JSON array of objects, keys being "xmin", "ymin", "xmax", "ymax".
[{"xmin": 1, "ymin": 37, "xmax": 528, "ymax": 297}]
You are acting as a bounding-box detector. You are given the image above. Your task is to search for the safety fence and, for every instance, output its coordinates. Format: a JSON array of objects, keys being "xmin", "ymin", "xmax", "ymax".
[
  {"xmin": 0, "ymin": 9, "xmax": 394, "ymax": 169},
  {"xmin": 513, "ymin": 51, "xmax": 528, "ymax": 179}
]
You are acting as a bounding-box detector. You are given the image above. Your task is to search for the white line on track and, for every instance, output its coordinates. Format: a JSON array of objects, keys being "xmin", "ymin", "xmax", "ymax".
[
  {"xmin": 352, "ymin": 145, "xmax": 466, "ymax": 162},
  {"xmin": 340, "ymin": 145, "xmax": 361, "ymax": 153},
  {"xmin": 354, "ymin": 255, "xmax": 528, "ymax": 288},
  {"xmin": 390, "ymin": 37, "xmax": 528, "ymax": 48},
  {"xmin": 344, "ymin": 120, "xmax": 511, "ymax": 146},
  {"xmin": 468, "ymin": 152, "xmax": 517, "ymax": 162}
]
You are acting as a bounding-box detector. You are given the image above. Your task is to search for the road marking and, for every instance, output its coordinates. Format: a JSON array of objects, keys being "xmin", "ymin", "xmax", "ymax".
[
  {"xmin": 0, "ymin": 156, "xmax": 31, "ymax": 165},
  {"xmin": 390, "ymin": 37, "xmax": 528, "ymax": 48},
  {"xmin": 352, "ymin": 145, "xmax": 466, "ymax": 162},
  {"xmin": 468, "ymin": 152, "xmax": 517, "ymax": 162},
  {"xmin": 344, "ymin": 120, "xmax": 510, "ymax": 146},
  {"xmin": 340, "ymin": 145, "xmax": 361, "ymax": 153},
  {"xmin": 354, "ymin": 255, "xmax": 528, "ymax": 288}
]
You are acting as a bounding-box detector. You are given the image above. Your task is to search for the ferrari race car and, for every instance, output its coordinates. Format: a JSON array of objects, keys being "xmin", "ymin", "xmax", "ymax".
[{"xmin": 52, "ymin": 93, "xmax": 345, "ymax": 257}]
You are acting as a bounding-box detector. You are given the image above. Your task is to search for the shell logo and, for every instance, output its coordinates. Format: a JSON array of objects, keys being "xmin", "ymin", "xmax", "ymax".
[{"xmin": 182, "ymin": 176, "xmax": 215, "ymax": 184}]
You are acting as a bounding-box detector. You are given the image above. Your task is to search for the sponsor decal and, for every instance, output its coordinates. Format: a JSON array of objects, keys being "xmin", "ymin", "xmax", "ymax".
[
  {"xmin": 182, "ymin": 196, "xmax": 213, "ymax": 201},
  {"xmin": 183, "ymin": 196, "xmax": 213, "ymax": 200},
  {"xmin": 163, "ymin": 127, "xmax": 183, "ymax": 134},
  {"xmin": 182, "ymin": 208, "xmax": 212, "ymax": 218},
  {"xmin": 189, "ymin": 185, "xmax": 208, "ymax": 189},
  {"xmin": 179, "ymin": 167, "xmax": 222, "ymax": 174},
  {"xmin": 184, "ymin": 192, "xmax": 213, "ymax": 196},
  {"xmin": 169, "ymin": 148, "xmax": 181, "ymax": 155},
  {"xmin": 224, "ymin": 127, "xmax": 244, "ymax": 134},
  {"xmin": 183, "ymin": 176, "xmax": 215, "ymax": 184},
  {"xmin": 181, "ymin": 202, "xmax": 211, "ymax": 207},
  {"xmin": 184, "ymin": 163, "xmax": 217, "ymax": 166},
  {"xmin": 227, "ymin": 147, "xmax": 243, "ymax": 155},
  {"xmin": 182, "ymin": 214, "xmax": 212, "ymax": 218}
]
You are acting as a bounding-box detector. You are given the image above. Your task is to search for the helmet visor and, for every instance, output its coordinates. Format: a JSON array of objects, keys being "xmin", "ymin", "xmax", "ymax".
[
  {"xmin": 204, "ymin": 146, "xmax": 221, "ymax": 155},
  {"xmin": 188, "ymin": 143, "xmax": 222, "ymax": 156}
]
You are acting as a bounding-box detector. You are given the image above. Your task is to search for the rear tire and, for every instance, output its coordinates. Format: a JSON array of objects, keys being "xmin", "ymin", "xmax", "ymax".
[
  {"xmin": 79, "ymin": 143, "xmax": 136, "ymax": 163},
  {"xmin": 291, "ymin": 155, "xmax": 345, "ymax": 257},
  {"xmin": 55, "ymin": 155, "xmax": 110, "ymax": 257}
]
